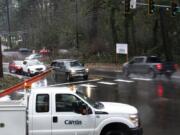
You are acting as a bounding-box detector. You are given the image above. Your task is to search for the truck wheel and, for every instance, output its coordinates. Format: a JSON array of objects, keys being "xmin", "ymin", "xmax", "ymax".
[
  {"xmin": 165, "ymin": 72, "xmax": 172, "ymax": 79},
  {"xmin": 148, "ymin": 69, "xmax": 156, "ymax": 79},
  {"xmin": 123, "ymin": 68, "xmax": 130, "ymax": 77},
  {"xmin": 104, "ymin": 129, "xmax": 128, "ymax": 135}
]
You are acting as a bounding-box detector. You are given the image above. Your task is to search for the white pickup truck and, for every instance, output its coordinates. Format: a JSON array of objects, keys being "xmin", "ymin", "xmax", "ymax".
[{"xmin": 0, "ymin": 87, "xmax": 143, "ymax": 135}]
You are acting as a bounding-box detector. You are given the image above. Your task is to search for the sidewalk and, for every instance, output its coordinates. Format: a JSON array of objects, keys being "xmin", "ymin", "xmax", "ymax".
[{"xmin": 86, "ymin": 63, "xmax": 122, "ymax": 72}]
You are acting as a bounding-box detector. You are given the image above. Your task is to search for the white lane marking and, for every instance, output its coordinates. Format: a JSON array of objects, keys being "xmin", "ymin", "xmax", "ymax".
[
  {"xmin": 114, "ymin": 79, "xmax": 134, "ymax": 83},
  {"xmin": 49, "ymin": 78, "xmax": 101, "ymax": 87},
  {"xmin": 172, "ymin": 76, "xmax": 180, "ymax": 79},
  {"xmin": 98, "ymin": 81, "xmax": 116, "ymax": 85},
  {"xmin": 131, "ymin": 77, "xmax": 153, "ymax": 81},
  {"xmin": 79, "ymin": 84, "xmax": 97, "ymax": 88}
]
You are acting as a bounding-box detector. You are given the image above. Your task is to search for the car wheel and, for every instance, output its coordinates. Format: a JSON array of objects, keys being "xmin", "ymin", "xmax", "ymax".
[
  {"xmin": 27, "ymin": 69, "xmax": 31, "ymax": 77},
  {"xmin": 51, "ymin": 71, "xmax": 58, "ymax": 81},
  {"xmin": 66, "ymin": 73, "xmax": 72, "ymax": 81},
  {"xmin": 148, "ymin": 69, "xmax": 156, "ymax": 79},
  {"xmin": 9, "ymin": 69, "xmax": 12, "ymax": 73},
  {"xmin": 83, "ymin": 75, "xmax": 88, "ymax": 80}
]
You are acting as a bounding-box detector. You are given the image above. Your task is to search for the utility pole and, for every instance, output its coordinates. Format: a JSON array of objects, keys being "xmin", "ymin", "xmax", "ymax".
[
  {"xmin": 75, "ymin": 0, "xmax": 79, "ymax": 49},
  {"xmin": 0, "ymin": 37, "xmax": 3, "ymax": 78},
  {"xmin": 159, "ymin": 8, "xmax": 173, "ymax": 61},
  {"xmin": 6, "ymin": 0, "xmax": 12, "ymax": 49}
]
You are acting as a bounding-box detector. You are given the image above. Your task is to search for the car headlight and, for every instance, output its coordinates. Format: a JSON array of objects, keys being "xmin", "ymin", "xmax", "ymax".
[
  {"xmin": 129, "ymin": 114, "xmax": 139, "ymax": 127},
  {"xmin": 85, "ymin": 68, "xmax": 89, "ymax": 72},
  {"xmin": 71, "ymin": 69, "xmax": 76, "ymax": 74}
]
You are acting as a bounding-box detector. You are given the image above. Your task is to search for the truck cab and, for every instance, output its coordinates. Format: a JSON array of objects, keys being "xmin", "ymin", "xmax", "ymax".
[{"xmin": 28, "ymin": 87, "xmax": 142, "ymax": 135}]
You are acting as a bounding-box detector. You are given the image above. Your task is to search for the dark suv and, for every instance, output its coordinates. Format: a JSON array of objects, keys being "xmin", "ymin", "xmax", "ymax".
[{"xmin": 51, "ymin": 59, "xmax": 89, "ymax": 81}]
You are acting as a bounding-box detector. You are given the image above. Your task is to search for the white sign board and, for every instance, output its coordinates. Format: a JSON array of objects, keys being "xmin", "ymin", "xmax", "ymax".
[
  {"xmin": 130, "ymin": 0, "xmax": 136, "ymax": 9},
  {"xmin": 116, "ymin": 43, "xmax": 128, "ymax": 54}
]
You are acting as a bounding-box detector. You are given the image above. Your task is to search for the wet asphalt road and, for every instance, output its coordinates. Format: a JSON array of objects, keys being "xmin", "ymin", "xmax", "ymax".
[
  {"xmin": 2, "ymin": 61, "xmax": 180, "ymax": 135},
  {"xmin": 46, "ymin": 70, "xmax": 180, "ymax": 135}
]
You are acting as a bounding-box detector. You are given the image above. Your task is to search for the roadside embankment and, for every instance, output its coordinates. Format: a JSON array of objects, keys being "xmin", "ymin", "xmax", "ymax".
[{"xmin": 86, "ymin": 63, "xmax": 122, "ymax": 72}]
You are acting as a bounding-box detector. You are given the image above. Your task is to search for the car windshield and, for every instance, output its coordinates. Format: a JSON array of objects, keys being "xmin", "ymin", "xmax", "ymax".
[
  {"xmin": 69, "ymin": 61, "xmax": 82, "ymax": 67},
  {"xmin": 28, "ymin": 60, "xmax": 42, "ymax": 66},
  {"xmin": 28, "ymin": 54, "xmax": 41, "ymax": 59},
  {"xmin": 76, "ymin": 91, "xmax": 104, "ymax": 109}
]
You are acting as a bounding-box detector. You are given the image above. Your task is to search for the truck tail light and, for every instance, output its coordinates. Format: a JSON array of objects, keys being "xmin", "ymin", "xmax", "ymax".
[
  {"xmin": 174, "ymin": 64, "xmax": 178, "ymax": 70},
  {"xmin": 156, "ymin": 64, "xmax": 163, "ymax": 70}
]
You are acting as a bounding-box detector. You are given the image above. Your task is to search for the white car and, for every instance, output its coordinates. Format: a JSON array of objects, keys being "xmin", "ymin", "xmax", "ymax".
[{"xmin": 22, "ymin": 59, "xmax": 46, "ymax": 76}]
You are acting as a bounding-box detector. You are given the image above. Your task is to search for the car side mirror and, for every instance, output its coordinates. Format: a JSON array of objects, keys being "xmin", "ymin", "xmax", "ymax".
[{"xmin": 23, "ymin": 61, "xmax": 27, "ymax": 65}]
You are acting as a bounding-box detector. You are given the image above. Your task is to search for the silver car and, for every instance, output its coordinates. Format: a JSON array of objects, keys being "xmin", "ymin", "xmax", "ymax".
[{"xmin": 51, "ymin": 59, "xmax": 89, "ymax": 81}]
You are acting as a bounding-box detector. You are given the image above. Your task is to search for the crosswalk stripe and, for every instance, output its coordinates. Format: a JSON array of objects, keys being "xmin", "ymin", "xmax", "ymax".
[
  {"xmin": 114, "ymin": 79, "xmax": 134, "ymax": 83},
  {"xmin": 98, "ymin": 81, "xmax": 116, "ymax": 85},
  {"xmin": 131, "ymin": 77, "xmax": 152, "ymax": 81},
  {"xmin": 49, "ymin": 78, "xmax": 101, "ymax": 87},
  {"xmin": 80, "ymin": 84, "xmax": 97, "ymax": 88}
]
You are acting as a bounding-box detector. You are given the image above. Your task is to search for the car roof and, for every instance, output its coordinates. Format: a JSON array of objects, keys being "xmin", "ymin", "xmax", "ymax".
[
  {"xmin": 24, "ymin": 59, "xmax": 40, "ymax": 62},
  {"xmin": 52, "ymin": 59, "xmax": 78, "ymax": 63}
]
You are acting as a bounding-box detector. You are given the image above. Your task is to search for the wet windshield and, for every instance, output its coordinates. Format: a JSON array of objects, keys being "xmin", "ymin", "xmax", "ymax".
[
  {"xmin": 70, "ymin": 61, "xmax": 82, "ymax": 67},
  {"xmin": 28, "ymin": 60, "xmax": 42, "ymax": 66},
  {"xmin": 76, "ymin": 91, "xmax": 104, "ymax": 109}
]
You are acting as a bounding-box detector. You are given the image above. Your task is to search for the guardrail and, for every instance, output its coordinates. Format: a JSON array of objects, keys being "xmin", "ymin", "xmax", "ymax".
[{"xmin": 0, "ymin": 68, "xmax": 52, "ymax": 98}]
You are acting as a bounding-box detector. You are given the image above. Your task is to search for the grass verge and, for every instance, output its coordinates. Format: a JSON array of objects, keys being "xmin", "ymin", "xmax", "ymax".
[{"xmin": 0, "ymin": 75, "xmax": 23, "ymax": 92}]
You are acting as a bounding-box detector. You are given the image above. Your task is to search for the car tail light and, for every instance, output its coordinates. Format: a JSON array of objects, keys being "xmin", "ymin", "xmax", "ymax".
[
  {"xmin": 15, "ymin": 66, "xmax": 22, "ymax": 70},
  {"xmin": 156, "ymin": 64, "xmax": 163, "ymax": 70},
  {"xmin": 174, "ymin": 64, "xmax": 178, "ymax": 70}
]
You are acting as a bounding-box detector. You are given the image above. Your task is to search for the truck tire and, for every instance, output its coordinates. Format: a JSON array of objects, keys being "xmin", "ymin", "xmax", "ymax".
[
  {"xmin": 165, "ymin": 72, "xmax": 172, "ymax": 79},
  {"xmin": 148, "ymin": 69, "xmax": 156, "ymax": 79},
  {"xmin": 123, "ymin": 68, "xmax": 130, "ymax": 77},
  {"xmin": 104, "ymin": 129, "xmax": 128, "ymax": 135}
]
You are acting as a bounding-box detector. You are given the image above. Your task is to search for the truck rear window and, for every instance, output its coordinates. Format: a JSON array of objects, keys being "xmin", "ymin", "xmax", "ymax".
[
  {"xmin": 147, "ymin": 57, "xmax": 161, "ymax": 63},
  {"xmin": 36, "ymin": 94, "xmax": 49, "ymax": 113}
]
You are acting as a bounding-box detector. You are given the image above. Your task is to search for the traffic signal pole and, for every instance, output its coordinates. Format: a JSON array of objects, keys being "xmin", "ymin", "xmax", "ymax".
[{"xmin": 0, "ymin": 37, "xmax": 3, "ymax": 78}]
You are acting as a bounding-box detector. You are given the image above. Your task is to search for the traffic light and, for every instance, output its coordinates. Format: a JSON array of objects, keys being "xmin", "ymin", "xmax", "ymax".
[
  {"xmin": 171, "ymin": 1, "xmax": 177, "ymax": 16},
  {"xmin": 125, "ymin": 0, "xmax": 130, "ymax": 14},
  {"xmin": 148, "ymin": 0, "xmax": 155, "ymax": 15}
]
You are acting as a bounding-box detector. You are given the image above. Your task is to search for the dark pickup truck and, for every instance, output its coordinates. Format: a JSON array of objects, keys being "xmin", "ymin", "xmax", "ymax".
[{"xmin": 122, "ymin": 56, "xmax": 177, "ymax": 78}]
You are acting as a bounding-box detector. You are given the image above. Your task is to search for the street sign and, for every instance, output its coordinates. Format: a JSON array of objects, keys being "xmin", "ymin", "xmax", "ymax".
[
  {"xmin": 130, "ymin": 0, "xmax": 136, "ymax": 9},
  {"xmin": 116, "ymin": 43, "xmax": 128, "ymax": 54}
]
